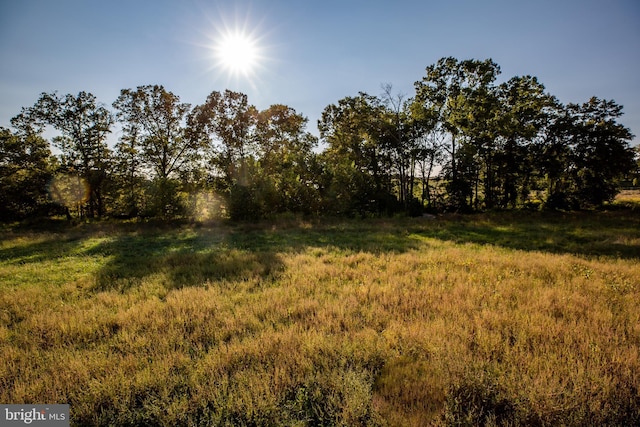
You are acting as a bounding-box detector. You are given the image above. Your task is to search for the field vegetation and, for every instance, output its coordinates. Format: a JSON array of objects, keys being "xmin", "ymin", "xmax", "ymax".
[{"xmin": 1, "ymin": 205, "xmax": 639, "ymax": 425}]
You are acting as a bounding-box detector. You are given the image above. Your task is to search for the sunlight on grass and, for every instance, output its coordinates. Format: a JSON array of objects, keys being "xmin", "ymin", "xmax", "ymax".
[
  {"xmin": 1, "ymin": 212, "xmax": 639, "ymax": 425},
  {"xmin": 613, "ymin": 189, "xmax": 640, "ymax": 209}
]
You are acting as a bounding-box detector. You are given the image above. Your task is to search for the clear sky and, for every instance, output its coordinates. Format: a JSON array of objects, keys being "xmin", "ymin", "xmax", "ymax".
[{"xmin": 1, "ymin": 0, "xmax": 639, "ymax": 145}]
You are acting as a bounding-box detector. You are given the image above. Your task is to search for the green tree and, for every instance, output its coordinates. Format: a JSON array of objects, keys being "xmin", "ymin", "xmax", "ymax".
[
  {"xmin": 188, "ymin": 90, "xmax": 260, "ymax": 219},
  {"xmin": 541, "ymin": 98, "xmax": 635, "ymax": 209},
  {"xmin": 319, "ymin": 93, "xmax": 397, "ymax": 216},
  {"xmin": 113, "ymin": 85, "xmax": 198, "ymax": 217},
  {"xmin": 110, "ymin": 121, "xmax": 142, "ymax": 217},
  {"xmin": 492, "ymin": 76, "xmax": 557, "ymax": 208},
  {"xmin": 188, "ymin": 90, "xmax": 258, "ymax": 188},
  {"xmin": 408, "ymin": 94, "xmax": 444, "ymax": 210},
  {"xmin": 448, "ymin": 61, "xmax": 501, "ymax": 209},
  {"xmin": 540, "ymin": 103, "xmax": 577, "ymax": 209},
  {"xmin": 414, "ymin": 58, "xmax": 501, "ymax": 210},
  {"xmin": 379, "ymin": 84, "xmax": 414, "ymax": 210},
  {"xmin": 567, "ymin": 98, "xmax": 635, "ymax": 207},
  {"xmin": 413, "ymin": 57, "xmax": 466, "ymax": 208},
  {"xmin": 414, "ymin": 57, "xmax": 463, "ymax": 203},
  {"xmin": 13, "ymin": 91, "xmax": 113, "ymax": 218},
  {"xmin": 0, "ymin": 127, "xmax": 54, "ymax": 220},
  {"xmin": 255, "ymin": 104, "xmax": 320, "ymax": 214}
]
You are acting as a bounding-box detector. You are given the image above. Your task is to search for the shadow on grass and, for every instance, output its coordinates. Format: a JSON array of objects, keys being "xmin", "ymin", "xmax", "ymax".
[
  {"xmin": 225, "ymin": 210, "xmax": 640, "ymax": 260},
  {"xmin": 408, "ymin": 210, "xmax": 640, "ymax": 259},
  {"xmin": 0, "ymin": 235, "xmax": 87, "ymax": 265},
  {"xmin": 84, "ymin": 227, "xmax": 282, "ymax": 292},
  {"xmin": 89, "ymin": 221, "xmax": 424, "ymax": 293},
  {"xmin": 226, "ymin": 221, "xmax": 424, "ymax": 253},
  {"xmin": 3, "ymin": 209, "xmax": 637, "ymax": 293}
]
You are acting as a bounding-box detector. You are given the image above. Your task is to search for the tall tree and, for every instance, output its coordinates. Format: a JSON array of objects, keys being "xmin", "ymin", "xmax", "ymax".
[
  {"xmin": 113, "ymin": 85, "xmax": 197, "ymax": 217},
  {"xmin": 111, "ymin": 119, "xmax": 141, "ymax": 217},
  {"xmin": 12, "ymin": 91, "xmax": 113, "ymax": 217},
  {"xmin": 255, "ymin": 104, "xmax": 319, "ymax": 214},
  {"xmin": 380, "ymin": 84, "xmax": 412, "ymax": 208},
  {"xmin": 414, "ymin": 57, "xmax": 468, "ymax": 208},
  {"xmin": 494, "ymin": 76, "xmax": 557, "ymax": 208},
  {"xmin": 414, "ymin": 58, "xmax": 501, "ymax": 210},
  {"xmin": 319, "ymin": 93, "xmax": 397, "ymax": 215},
  {"xmin": 188, "ymin": 90, "xmax": 258, "ymax": 190},
  {"xmin": 0, "ymin": 127, "xmax": 53, "ymax": 219},
  {"xmin": 541, "ymin": 98, "xmax": 635, "ymax": 209},
  {"xmin": 407, "ymin": 98, "xmax": 444, "ymax": 210},
  {"xmin": 188, "ymin": 90, "xmax": 264, "ymax": 219},
  {"xmin": 540, "ymin": 103, "xmax": 576, "ymax": 209},
  {"xmin": 566, "ymin": 97, "xmax": 635, "ymax": 206},
  {"xmin": 448, "ymin": 59, "xmax": 502, "ymax": 209},
  {"xmin": 414, "ymin": 57, "xmax": 462, "ymax": 196}
]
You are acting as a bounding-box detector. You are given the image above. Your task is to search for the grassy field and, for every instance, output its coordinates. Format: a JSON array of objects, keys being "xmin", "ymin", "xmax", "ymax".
[{"xmin": 1, "ymin": 207, "xmax": 639, "ymax": 425}]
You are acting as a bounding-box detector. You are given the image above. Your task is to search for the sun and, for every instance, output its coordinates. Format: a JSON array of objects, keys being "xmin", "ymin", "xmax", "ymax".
[{"xmin": 214, "ymin": 31, "xmax": 260, "ymax": 76}]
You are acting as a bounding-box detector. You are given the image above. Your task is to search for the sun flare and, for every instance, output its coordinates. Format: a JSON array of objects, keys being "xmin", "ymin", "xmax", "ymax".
[{"xmin": 215, "ymin": 31, "xmax": 259, "ymax": 76}]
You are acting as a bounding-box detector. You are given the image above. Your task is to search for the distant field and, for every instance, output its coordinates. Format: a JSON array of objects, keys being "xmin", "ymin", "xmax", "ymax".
[
  {"xmin": 1, "ymin": 209, "xmax": 639, "ymax": 426},
  {"xmin": 614, "ymin": 188, "xmax": 640, "ymax": 207}
]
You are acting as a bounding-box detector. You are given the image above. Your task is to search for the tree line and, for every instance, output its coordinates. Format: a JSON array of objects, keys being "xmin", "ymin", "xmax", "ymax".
[{"xmin": 1, "ymin": 57, "xmax": 638, "ymax": 221}]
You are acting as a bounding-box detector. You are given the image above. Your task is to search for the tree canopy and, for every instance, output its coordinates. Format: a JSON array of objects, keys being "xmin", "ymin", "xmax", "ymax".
[{"xmin": 1, "ymin": 57, "xmax": 636, "ymax": 221}]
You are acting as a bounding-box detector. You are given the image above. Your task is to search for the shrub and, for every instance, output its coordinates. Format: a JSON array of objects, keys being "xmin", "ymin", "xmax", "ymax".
[{"xmin": 442, "ymin": 367, "xmax": 516, "ymax": 427}]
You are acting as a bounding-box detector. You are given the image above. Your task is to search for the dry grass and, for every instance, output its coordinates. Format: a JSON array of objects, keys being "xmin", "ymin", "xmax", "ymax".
[
  {"xmin": 613, "ymin": 189, "xmax": 640, "ymax": 209},
  {"xmin": 1, "ymin": 211, "xmax": 639, "ymax": 425}
]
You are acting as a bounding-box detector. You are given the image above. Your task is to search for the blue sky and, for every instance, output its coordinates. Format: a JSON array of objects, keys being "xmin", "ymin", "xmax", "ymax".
[{"xmin": 1, "ymin": 0, "xmax": 639, "ymax": 144}]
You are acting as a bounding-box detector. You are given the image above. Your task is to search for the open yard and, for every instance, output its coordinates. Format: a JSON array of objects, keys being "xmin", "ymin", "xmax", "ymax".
[{"xmin": 1, "ymin": 208, "xmax": 639, "ymax": 425}]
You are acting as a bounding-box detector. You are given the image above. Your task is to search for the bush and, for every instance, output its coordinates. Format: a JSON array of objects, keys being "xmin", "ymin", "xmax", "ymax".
[
  {"xmin": 442, "ymin": 368, "xmax": 516, "ymax": 426},
  {"xmin": 284, "ymin": 369, "xmax": 381, "ymax": 426}
]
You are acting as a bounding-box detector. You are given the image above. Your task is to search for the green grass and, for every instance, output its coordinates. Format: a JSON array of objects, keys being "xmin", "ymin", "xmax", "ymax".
[{"xmin": 1, "ymin": 209, "xmax": 639, "ymax": 426}]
